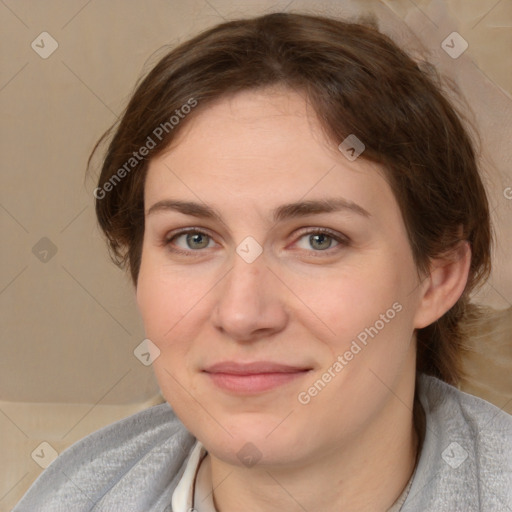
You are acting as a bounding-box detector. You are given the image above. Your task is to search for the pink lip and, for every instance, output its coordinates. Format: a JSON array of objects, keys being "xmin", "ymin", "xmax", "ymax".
[{"xmin": 203, "ymin": 361, "xmax": 312, "ymax": 394}]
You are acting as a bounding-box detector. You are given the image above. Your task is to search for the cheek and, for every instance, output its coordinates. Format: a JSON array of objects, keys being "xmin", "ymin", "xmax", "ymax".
[
  {"xmin": 136, "ymin": 249, "xmax": 197, "ymax": 339},
  {"xmin": 136, "ymin": 261, "xmax": 196, "ymax": 411},
  {"xmin": 136, "ymin": 268, "xmax": 168, "ymax": 339},
  {"xmin": 135, "ymin": 253, "xmax": 211, "ymax": 376},
  {"xmin": 318, "ymin": 267, "xmax": 418, "ymax": 385},
  {"xmin": 135, "ymin": 256, "xmax": 188, "ymax": 365},
  {"xmin": 295, "ymin": 262, "xmax": 405, "ymax": 343}
]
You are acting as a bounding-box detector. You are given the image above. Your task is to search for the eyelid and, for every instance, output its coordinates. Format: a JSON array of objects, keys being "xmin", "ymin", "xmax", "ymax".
[
  {"xmin": 163, "ymin": 226, "xmax": 350, "ymax": 255},
  {"xmin": 164, "ymin": 226, "xmax": 216, "ymax": 243},
  {"xmin": 293, "ymin": 226, "xmax": 349, "ymax": 243},
  {"xmin": 163, "ymin": 227, "xmax": 218, "ymax": 253},
  {"xmin": 289, "ymin": 227, "xmax": 350, "ymax": 255}
]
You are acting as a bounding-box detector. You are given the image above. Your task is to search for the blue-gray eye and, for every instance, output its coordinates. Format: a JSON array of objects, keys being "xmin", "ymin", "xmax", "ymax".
[
  {"xmin": 174, "ymin": 231, "xmax": 212, "ymax": 250},
  {"xmin": 295, "ymin": 230, "xmax": 342, "ymax": 251}
]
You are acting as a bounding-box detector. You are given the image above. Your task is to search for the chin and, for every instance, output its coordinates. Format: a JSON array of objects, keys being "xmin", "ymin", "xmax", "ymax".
[
  {"xmin": 200, "ymin": 419, "xmax": 310, "ymax": 469},
  {"xmin": 207, "ymin": 439, "xmax": 298, "ymax": 469}
]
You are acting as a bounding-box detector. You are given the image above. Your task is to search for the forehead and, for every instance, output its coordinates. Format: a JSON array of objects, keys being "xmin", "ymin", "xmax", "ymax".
[
  {"xmin": 161, "ymin": 87, "xmax": 333, "ymax": 167},
  {"xmin": 144, "ymin": 88, "xmax": 397, "ymax": 223}
]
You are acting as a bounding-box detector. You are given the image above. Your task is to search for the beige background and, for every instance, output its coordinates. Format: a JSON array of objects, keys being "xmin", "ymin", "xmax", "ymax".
[{"xmin": 1, "ymin": 0, "xmax": 511, "ymax": 509}]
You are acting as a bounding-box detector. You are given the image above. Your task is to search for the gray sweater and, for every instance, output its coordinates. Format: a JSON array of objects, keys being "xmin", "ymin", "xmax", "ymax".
[{"xmin": 12, "ymin": 374, "xmax": 512, "ymax": 511}]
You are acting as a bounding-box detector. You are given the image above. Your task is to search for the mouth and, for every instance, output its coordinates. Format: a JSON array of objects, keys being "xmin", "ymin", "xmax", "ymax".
[{"xmin": 202, "ymin": 361, "xmax": 313, "ymax": 394}]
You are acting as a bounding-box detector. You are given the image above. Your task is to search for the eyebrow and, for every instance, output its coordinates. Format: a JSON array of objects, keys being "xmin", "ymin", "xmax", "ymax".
[{"xmin": 147, "ymin": 197, "xmax": 371, "ymax": 222}]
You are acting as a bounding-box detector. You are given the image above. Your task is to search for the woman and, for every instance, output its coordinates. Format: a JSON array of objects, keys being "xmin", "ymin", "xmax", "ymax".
[{"xmin": 13, "ymin": 11, "xmax": 511, "ymax": 512}]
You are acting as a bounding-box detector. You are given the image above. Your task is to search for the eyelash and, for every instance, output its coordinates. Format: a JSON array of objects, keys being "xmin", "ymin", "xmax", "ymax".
[{"xmin": 162, "ymin": 227, "xmax": 350, "ymax": 258}]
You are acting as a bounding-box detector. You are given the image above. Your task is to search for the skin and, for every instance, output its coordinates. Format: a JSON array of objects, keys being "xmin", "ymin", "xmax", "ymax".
[{"xmin": 136, "ymin": 86, "xmax": 471, "ymax": 511}]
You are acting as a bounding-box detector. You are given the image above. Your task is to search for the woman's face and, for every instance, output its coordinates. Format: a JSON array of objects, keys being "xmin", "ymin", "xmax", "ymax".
[{"xmin": 136, "ymin": 87, "xmax": 428, "ymax": 467}]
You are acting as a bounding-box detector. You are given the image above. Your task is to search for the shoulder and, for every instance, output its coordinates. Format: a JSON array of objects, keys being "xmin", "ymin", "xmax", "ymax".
[
  {"xmin": 12, "ymin": 402, "xmax": 196, "ymax": 512},
  {"xmin": 420, "ymin": 373, "xmax": 512, "ymax": 443},
  {"xmin": 403, "ymin": 374, "xmax": 512, "ymax": 512}
]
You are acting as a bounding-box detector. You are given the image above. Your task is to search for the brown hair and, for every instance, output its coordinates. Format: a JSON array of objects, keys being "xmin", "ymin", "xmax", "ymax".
[{"xmin": 90, "ymin": 12, "xmax": 492, "ymax": 386}]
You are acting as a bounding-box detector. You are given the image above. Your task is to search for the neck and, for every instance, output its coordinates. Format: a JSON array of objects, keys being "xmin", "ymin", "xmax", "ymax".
[{"xmin": 206, "ymin": 373, "xmax": 419, "ymax": 512}]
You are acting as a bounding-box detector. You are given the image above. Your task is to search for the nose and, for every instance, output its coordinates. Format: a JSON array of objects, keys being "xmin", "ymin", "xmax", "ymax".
[{"xmin": 211, "ymin": 252, "xmax": 289, "ymax": 342}]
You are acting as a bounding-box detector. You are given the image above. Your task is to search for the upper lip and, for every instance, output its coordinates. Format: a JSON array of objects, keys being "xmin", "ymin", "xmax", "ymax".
[{"xmin": 203, "ymin": 361, "xmax": 312, "ymax": 374}]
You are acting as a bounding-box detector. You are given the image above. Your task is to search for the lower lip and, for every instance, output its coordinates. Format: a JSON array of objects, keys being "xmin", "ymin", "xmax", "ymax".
[{"xmin": 204, "ymin": 371, "xmax": 310, "ymax": 394}]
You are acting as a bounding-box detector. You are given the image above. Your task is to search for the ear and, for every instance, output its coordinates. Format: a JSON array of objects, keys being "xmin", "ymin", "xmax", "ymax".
[{"xmin": 413, "ymin": 240, "xmax": 472, "ymax": 329}]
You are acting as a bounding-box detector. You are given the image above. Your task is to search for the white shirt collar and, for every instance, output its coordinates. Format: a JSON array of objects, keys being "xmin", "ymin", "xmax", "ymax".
[
  {"xmin": 172, "ymin": 440, "xmax": 414, "ymax": 512},
  {"xmin": 172, "ymin": 440, "xmax": 216, "ymax": 512}
]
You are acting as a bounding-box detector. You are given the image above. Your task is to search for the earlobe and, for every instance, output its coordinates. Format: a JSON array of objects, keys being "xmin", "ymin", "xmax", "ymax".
[{"xmin": 413, "ymin": 241, "xmax": 472, "ymax": 329}]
